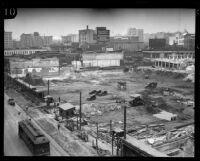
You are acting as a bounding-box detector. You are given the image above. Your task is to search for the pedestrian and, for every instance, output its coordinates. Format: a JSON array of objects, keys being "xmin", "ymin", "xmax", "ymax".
[
  {"xmin": 57, "ymin": 123, "xmax": 60, "ymax": 131},
  {"xmin": 58, "ymin": 97, "xmax": 61, "ymax": 103}
]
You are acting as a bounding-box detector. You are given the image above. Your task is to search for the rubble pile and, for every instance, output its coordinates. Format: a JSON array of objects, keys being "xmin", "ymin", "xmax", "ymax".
[
  {"xmin": 146, "ymin": 125, "xmax": 194, "ymax": 148},
  {"xmin": 184, "ymin": 73, "xmax": 194, "ymax": 83},
  {"xmin": 137, "ymin": 66, "xmax": 193, "ymax": 83},
  {"xmin": 75, "ymin": 103, "xmax": 122, "ymax": 118},
  {"xmin": 128, "ymin": 124, "xmax": 165, "ymax": 140}
]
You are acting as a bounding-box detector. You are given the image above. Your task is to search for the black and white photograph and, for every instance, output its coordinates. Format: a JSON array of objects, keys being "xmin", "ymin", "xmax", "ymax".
[{"xmin": 4, "ymin": 8, "xmax": 195, "ymax": 157}]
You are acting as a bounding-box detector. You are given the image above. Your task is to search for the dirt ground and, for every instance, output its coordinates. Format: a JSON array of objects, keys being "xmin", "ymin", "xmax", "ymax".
[
  {"xmin": 4, "ymin": 67, "xmax": 194, "ymax": 157},
  {"xmin": 37, "ymin": 69, "xmax": 194, "ymax": 128}
]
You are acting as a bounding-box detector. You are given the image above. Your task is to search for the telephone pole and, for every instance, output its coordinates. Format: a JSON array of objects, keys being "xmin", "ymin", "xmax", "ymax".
[
  {"xmin": 96, "ymin": 122, "xmax": 99, "ymax": 154},
  {"xmin": 47, "ymin": 80, "xmax": 50, "ymax": 95},
  {"xmin": 79, "ymin": 91, "xmax": 82, "ymax": 130},
  {"xmin": 110, "ymin": 120, "xmax": 113, "ymax": 155},
  {"xmin": 124, "ymin": 104, "xmax": 126, "ymax": 140}
]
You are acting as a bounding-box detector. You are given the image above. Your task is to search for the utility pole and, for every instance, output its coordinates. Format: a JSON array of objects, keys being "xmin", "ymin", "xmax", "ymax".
[
  {"xmin": 124, "ymin": 104, "xmax": 126, "ymax": 140},
  {"xmin": 96, "ymin": 122, "xmax": 99, "ymax": 154},
  {"xmin": 77, "ymin": 111, "xmax": 79, "ymax": 130},
  {"xmin": 28, "ymin": 74, "xmax": 30, "ymax": 88},
  {"xmin": 47, "ymin": 80, "xmax": 49, "ymax": 95},
  {"xmin": 79, "ymin": 91, "xmax": 82, "ymax": 131},
  {"xmin": 59, "ymin": 64, "xmax": 60, "ymax": 76},
  {"xmin": 110, "ymin": 120, "xmax": 113, "ymax": 156},
  {"xmin": 15, "ymin": 67, "xmax": 17, "ymax": 79}
]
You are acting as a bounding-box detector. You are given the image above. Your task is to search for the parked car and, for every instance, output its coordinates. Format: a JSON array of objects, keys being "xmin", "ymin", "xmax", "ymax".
[
  {"xmin": 96, "ymin": 90, "xmax": 102, "ymax": 95},
  {"xmin": 144, "ymin": 75, "xmax": 149, "ymax": 79},
  {"xmin": 8, "ymin": 98, "xmax": 15, "ymax": 106},
  {"xmin": 145, "ymin": 82, "xmax": 157, "ymax": 89},
  {"xmin": 129, "ymin": 97, "xmax": 144, "ymax": 107},
  {"xmin": 97, "ymin": 91, "xmax": 108, "ymax": 96},
  {"xmin": 87, "ymin": 95, "xmax": 96, "ymax": 101},
  {"xmin": 89, "ymin": 90, "xmax": 97, "ymax": 95}
]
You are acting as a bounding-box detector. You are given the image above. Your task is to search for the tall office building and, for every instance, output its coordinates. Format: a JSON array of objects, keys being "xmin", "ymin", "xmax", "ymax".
[
  {"xmin": 20, "ymin": 33, "xmax": 35, "ymax": 48},
  {"xmin": 42, "ymin": 36, "xmax": 53, "ymax": 46},
  {"xmin": 20, "ymin": 32, "xmax": 50, "ymax": 48},
  {"xmin": 127, "ymin": 28, "xmax": 144, "ymax": 42},
  {"xmin": 184, "ymin": 34, "xmax": 195, "ymax": 50},
  {"xmin": 13, "ymin": 40, "xmax": 22, "ymax": 49},
  {"xmin": 33, "ymin": 32, "xmax": 43, "ymax": 48},
  {"xmin": 4, "ymin": 31, "xmax": 13, "ymax": 49},
  {"xmin": 96, "ymin": 27, "xmax": 110, "ymax": 44},
  {"xmin": 62, "ymin": 34, "xmax": 79, "ymax": 43},
  {"xmin": 79, "ymin": 25, "xmax": 97, "ymax": 46}
]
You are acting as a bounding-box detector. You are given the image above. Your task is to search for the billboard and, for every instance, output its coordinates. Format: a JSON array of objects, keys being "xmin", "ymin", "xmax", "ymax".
[
  {"xmin": 97, "ymin": 27, "xmax": 110, "ymax": 42},
  {"xmin": 149, "ymin": 39, "xmax": 166, "ymax": 50}
]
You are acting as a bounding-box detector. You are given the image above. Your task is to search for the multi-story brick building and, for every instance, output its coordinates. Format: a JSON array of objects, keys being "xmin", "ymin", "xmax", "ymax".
[
  {"xmin": 4, "ymin": 31, "xmax": 13, "ymax": 49},
  {"xmin": 79, "ymin": 25, "xmax": 97, "ymax": 46}
]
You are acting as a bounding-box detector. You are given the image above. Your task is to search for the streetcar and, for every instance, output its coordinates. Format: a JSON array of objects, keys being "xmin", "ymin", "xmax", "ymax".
[{"xmin": 18, "ymin": 119, "xmax": 50, "ymax": 156}]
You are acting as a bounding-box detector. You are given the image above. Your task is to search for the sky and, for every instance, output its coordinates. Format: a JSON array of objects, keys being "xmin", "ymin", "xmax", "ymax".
[{"xmin": 4, "ymin": 8, "xmax": 195, "ymax": 40}]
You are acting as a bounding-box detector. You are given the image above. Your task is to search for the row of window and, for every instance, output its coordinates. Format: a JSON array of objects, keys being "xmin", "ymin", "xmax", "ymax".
[
  {"xmin": 4, "ymin": 50, "xmax": 45, "ymax": 56},
  {"xmin": 168, "ymin": 55, "xmax": 194, "ymax": 59}
]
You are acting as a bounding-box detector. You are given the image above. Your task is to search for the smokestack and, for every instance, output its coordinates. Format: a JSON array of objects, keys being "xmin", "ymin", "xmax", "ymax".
[{"xmin": 87, "ymin": 25, "xmax": 88, "ymax": 30}]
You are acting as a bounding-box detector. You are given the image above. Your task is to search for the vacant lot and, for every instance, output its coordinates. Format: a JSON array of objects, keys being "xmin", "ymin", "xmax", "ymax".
[{"xmin": 37, "ymin": 69, "xmax": 194, "ymax": 129}]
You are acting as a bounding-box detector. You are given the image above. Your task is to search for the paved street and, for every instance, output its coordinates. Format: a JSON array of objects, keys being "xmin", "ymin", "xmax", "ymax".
[
  {"xmin": 4, "ymin": 94, "xmax": 32, "ymax": 156},
  {"xmin": 4, "ymin": 93, "xmax": 69, "ymax": 156}
]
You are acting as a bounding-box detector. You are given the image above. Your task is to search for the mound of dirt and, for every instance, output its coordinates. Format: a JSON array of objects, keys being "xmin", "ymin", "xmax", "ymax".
[
  {"xmin": 173, "ymin": 73, "xmax": 187, "ymax": 79},
  {"xmin": 183, "ymin": 108, "xmax": 194, "ymax": 117}
]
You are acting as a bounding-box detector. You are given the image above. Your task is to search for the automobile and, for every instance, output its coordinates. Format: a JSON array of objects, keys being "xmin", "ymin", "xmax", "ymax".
[
  {"xmin": 129, "ymin": 97, "xmax": 144, "ymax": 106},
  {"xmin": 144, "ymin": 75, "xmax": 149, "ymax": 79},
  {"xmin": 95, "ymin": 90, "xmax": 102, "ymax": 95},
  {"xmin": 96, "ymin": 91, "xmax": 108, "ymax": 96},
  {"xmin": 8, "ymin": 98, "xmax": 15, "ymax": 106},
  {"xmin": 87, "ymin": 95, "xmax": 96, "ymax": 101},
  {"xmin": 145, "ymin": 82, "xmax": 157, "ymax": 89},
  {"xmin": 89, "ymin": 90, "xmax": 97, "ymax": 95}
]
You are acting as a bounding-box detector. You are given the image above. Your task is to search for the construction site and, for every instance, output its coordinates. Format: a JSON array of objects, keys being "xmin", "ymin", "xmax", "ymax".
[{"xmin": 4, "ymin": 51, "xmax": 194, "ymax": 157}]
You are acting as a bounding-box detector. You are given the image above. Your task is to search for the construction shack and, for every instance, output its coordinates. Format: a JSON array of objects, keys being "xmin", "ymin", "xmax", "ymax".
[
  {"xmin": 113, "ymin": 127, "xmax": 124, "ymax": 137},
  {"xmin": 153, "ymin": 111, "xmax": 177, "ymax": 121},
  {"xmin": 58, "ymin": 103, "xmax": 76, "ymax": 119}
]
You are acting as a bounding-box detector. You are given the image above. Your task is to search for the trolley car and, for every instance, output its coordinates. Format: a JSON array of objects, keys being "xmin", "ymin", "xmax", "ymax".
[{"xmin": 18, "ymin": 119, "xmax": 50, "ymax": 156}]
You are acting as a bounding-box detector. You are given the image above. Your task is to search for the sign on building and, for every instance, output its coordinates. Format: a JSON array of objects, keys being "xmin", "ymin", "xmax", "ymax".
[{"xmin": 97, "ymin": 27, "xmax": 110, "ymax": 43}]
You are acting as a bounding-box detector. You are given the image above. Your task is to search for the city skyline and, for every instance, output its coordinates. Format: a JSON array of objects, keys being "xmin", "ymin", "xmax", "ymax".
[{"xmin": 4, "ymin": 8, "xmax": 195, "ymax": 40}]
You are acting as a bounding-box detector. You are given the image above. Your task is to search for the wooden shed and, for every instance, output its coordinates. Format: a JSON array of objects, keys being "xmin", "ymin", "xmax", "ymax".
[{"xmin": 58, "ymin": 103, "xmax": 75, "ymax": 119}]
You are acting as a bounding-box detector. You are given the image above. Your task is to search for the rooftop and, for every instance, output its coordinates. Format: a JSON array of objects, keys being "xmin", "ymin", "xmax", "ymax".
[
  {"xmin": 153, "ymin": 110, "xmax": 177, "ymax": 121},
  {"xmin": 59, "ymin": 103, "xmax": 75, "ymax": 111},
  {"xmin": 124, "ymin": 135, "xmax": 168, "ymax": 157}
]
